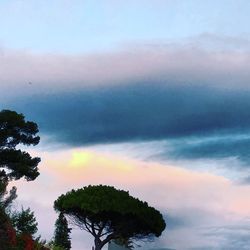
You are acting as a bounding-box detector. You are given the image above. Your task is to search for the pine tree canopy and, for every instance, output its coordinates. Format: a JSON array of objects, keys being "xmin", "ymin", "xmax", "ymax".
[
  {"xmin": 54, "ymin": 185, "xmax": 166, "ymax": 250},
  {"xmin": 0, "ymin": 109, "xmax": 40, "ymax": 181},
  {"xmin": 54, "ymin": 212, "xmax": 71, "ymax": 250}
]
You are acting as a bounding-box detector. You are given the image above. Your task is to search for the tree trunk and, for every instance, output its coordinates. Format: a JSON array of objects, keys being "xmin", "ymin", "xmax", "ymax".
[{"xmin": 94, "ymin": 237, "xmax": 103, "ymax": 250}]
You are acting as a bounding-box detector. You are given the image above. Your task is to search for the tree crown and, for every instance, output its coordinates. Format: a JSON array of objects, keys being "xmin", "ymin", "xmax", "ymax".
[
  {"xmin": 54, "ymin": 185, "xmax": 166, "ymax": 249},
  {"xmin": 0, "ymin": 110, "xmax": 40, "ymax": 181},
  {"xmin": 11, "ymin": 207, "xmax": 38, "ymax": 236}
]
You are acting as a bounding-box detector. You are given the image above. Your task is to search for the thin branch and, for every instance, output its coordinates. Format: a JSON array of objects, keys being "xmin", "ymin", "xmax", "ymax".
[
  {"xmin": 97, "ymin": 222, "xmax": 107, "ymax": 237},
  {"xmin": 91, "ymin": 222, "xmax": 97, "ymax": 237},
  {"xmin": 100, "ymin": 229, "xmax": 113, "ymax": 237}
]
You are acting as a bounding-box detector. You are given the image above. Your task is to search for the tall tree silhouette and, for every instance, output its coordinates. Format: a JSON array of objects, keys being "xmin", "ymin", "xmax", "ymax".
[{"xmin": 54, "ymin": 212, "xmax": 72, "ymax": 250}]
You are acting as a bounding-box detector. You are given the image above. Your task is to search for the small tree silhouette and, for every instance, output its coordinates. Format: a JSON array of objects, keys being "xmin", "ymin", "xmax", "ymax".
[{"xmin": 54, "ymin": 212, "xmax": 72, "ymax": 250}]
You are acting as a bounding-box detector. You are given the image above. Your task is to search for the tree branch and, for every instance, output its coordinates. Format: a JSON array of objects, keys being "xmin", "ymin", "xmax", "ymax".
[
  {"xmin": 100, "ymin": 233, "xmax": 118, "ymax": 248},
  {"xmin": 97, "ymin": 222, "xmax": 107, "ymax": 238}
]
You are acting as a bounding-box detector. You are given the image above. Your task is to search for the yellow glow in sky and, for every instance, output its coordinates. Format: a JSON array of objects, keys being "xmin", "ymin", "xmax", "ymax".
[{"xmin": 70, "ymin": 151, "xmax": 92, "ymax": 167}]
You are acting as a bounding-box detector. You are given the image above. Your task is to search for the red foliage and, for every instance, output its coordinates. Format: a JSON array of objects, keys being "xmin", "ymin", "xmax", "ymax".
[
  {"xmin": 21, "ymin": 234, "xmax": 35, "ymax": 250},
  {"xmin": 6, "ymin": 222, "xmax": 17, "ymax": 246}
]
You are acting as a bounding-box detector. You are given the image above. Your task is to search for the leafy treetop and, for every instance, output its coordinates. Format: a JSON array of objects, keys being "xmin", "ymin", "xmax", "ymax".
[
  {"xmin": 0, "ymin": 110, "xmax": 40, "ymax": 181},
  {"xmin": 54, "ymin": 185, "xmax": 166, "ymax": 250},
  {"xmin": 11, "ymin": 207, "xmax": 38, "ymax": 236}
]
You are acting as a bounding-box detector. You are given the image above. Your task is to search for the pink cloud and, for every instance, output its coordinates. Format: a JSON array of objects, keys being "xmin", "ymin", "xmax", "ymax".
[
  {"xmin": 1, "ymin": 44, "xmax": 250, "ymax": 101},
  {"xmin": 12, "ymin": 148, "xmax": 250, "ymax": 249}
]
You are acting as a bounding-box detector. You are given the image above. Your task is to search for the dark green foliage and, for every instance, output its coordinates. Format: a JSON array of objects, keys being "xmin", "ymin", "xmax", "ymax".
[
  {"xmin": 11, "ymin": 207, "xmax": 38, "ymax": 236},
  {"xmin": 54, "ymin": 212, "xmax": 71, "ymax": 250},
  {"xmin": 54, "ymin": 185, "xmax": 166, "ymax": 250},
  {"xmin": 0, "ymin": 109, "xmax": 40, "ymax": 181}
]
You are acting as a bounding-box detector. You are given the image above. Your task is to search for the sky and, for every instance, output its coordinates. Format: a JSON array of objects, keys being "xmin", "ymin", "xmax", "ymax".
[{"xmin": 2, "ymin": 0, "xmax": 250, "ymax": 249}]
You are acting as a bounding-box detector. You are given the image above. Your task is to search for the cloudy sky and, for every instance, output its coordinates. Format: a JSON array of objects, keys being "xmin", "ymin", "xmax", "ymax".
[{"xmin": 2, "ymin": 1, "xmax": 250, "ymax": 249}]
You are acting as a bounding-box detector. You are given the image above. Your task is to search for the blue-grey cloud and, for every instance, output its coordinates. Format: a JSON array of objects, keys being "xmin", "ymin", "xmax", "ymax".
[
  {"xmin": 2, "ymin": 45, "xmax": 250, "ymax": 167},
  {"xmin": 239, "ymin": 175, "xmax": 250, "ymax": 184},
  {"xmin": 155, "ymin": 209, "xmax": 250, "ymax": 250},
  {"xmin": 157, "ymin": 135, "xmax": 250, "ymax": 166},
  {"xmin": 200, "ymin": 224, "xmax": 250, "ymax": 250},
  {"xmin": 7, "ymin": 82, "xmax": 250, "ymax": 149},
  {"xmin": 164, "ymin": 213, "xmax": 191, "ymax": 230}
]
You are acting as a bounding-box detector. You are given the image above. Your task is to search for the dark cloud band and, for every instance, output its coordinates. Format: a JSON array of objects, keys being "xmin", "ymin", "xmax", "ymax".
[{"xmin": 8, "ymin": 83, "xmax": 250, "ymax": 147}]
